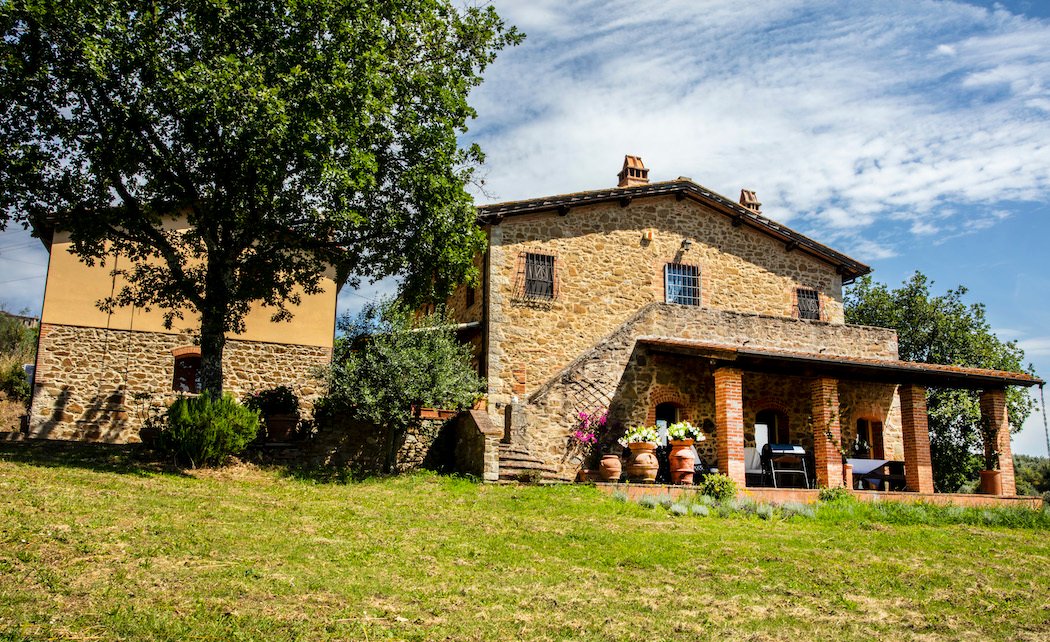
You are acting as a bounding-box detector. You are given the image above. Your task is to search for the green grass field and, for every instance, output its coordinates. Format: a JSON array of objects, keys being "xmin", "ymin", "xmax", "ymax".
[{"xmin": 2, "ymin": 442, "xmax": 1049, "ymax": 641}]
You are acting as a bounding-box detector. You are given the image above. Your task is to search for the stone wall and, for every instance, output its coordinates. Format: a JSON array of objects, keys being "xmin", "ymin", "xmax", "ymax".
[
  {"xmin": 486, "ymin": 195, "xmax": 853, "ymax": 411},
  {"xmin": 512, "ymin": 303, "xmax": 899, "ymax": 478},
  {"xmin": 28, "ymin": 323, "xmax": 331, "ymax": 443},
  {"xmin": 257, "ymin": 410, "xmax": 499, "ymax": 480}
]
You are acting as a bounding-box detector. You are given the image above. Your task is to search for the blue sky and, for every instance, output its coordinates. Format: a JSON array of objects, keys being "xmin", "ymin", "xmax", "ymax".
[{"xmin": 1, "ymin": 0, "xmax": 1048, "ymax": 454}]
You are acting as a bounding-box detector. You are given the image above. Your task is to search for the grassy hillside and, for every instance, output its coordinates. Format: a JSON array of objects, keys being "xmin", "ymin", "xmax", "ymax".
[{"xmin": 1, "ymin": 442, "xmax": 1048, "ymax": 641}]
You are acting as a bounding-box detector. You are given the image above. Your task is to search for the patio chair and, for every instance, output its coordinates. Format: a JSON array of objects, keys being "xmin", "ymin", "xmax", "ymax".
[{"xmin": 744, "ymin": 447, "xmax": 767, "ymax": 486}]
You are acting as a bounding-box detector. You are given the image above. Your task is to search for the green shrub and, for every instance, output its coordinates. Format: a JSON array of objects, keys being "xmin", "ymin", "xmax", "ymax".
[
  {"xmin": 243, "ymin": 385, "xmax": 300, "ymax": 418},
  {"xmin": 637, "ymin": 495, "xmax": 659, "ymax": 509},
  {"xmin": 611, "ymin": 490, "xmax": 628, "ymax": 503},
  {"xmin": 780, "ymin": 502, "xmax": 816, "ymax": 519},
  {"xmin": 695, "ymin": 473, "xmax": 737, "ymax": 502},
  {"xmin": 690, "ymin": 503, "xmax": 710, "ymax": 517},
  {"xmin": 0, "ymin": 362, "xmax": 30, "ymax": 403},
  {"xmin": 818, "ymin": 486, "xmax": 853, "ymax": 503},
  {"xmin": 157, "ymin": 393, "xmax": 260, "ymax": 467},
  {"xmin": 669, "ymin": 502, "xmax": 689, "ymax": 516}
]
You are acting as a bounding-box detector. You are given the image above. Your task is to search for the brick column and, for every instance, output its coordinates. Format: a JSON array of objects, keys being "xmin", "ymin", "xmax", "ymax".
[
  {"xmin": 899, "ymin": 384, "xmax": 935, "ymax": 493},
  {"xmin": 810, "ymin": 377, "xmax": 843, "ymax": 488},
  {"xmin": 979, "ymin": 389, "xmax": 1016, "ymax": 496},
  {"xmin": 714, "ymin": 367, "xmax": 745, "ymax": 486}
]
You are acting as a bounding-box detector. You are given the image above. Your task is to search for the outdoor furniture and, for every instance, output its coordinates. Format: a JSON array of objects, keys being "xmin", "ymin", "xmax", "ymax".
[
  {"xmin": 762, "ymin": 443, "xmax": 810, "ymax": 488},
  {"xmin": 744, "ymin": 447, "xmax": 766, "ymax": 486},
  {"xmin": 847, "ymin": 458, "xmax": 906, "ymax": 491}
]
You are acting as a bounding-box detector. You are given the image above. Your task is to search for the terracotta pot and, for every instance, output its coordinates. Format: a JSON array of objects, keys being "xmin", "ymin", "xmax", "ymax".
[
  {"xmin": 843, "ymin": 463, "xmax": 854, "ymax": 489},
  {"xmin": 626, "ymin": 442, "xmax": 659, "ymax": 483},
  {"xmin": 266, "ymin": 414, "xmax": 298, "ymax": 441},
  {"xmin": 576, "ymin": 468, "xmax": 593, "ymax": 483},
  {"xmin": 979, "ymin": 469, "xmax": 1003, "ymax": 495},
  {"xmin": 598, "ymin": 454, "xmax": 623, "ymax": 482},
  {"xmin": 669, "ymin": 439, "xmax": 696, "ymax": 485}
]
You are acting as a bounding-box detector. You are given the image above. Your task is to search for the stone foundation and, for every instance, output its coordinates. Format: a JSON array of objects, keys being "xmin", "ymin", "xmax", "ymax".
[
  {"xmin": 28, "ymin": 323, "xmax": 331, "ymax": 443},
  {"xmin": 256, "ymin": 410, "xmax": 499, "ymax": 480}
]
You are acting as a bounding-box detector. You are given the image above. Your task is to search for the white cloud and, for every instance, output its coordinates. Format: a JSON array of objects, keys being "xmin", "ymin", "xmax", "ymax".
[
  {"xmin": 1018, "ymin": 337, "xmax": 1050, "ymax": 358},
  {"xmin": 470, "ymin": 0, "xmax": 1050, "ymax": 253},
  {"xmin": 0, "ymin": 228, "xmax": 49, "ymax": 315}
]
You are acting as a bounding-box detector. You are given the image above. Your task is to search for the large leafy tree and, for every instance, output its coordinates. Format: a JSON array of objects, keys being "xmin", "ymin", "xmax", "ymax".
[
  {"xmin": 845, "ymin": 272, "xmax": 1037, "ymax": 492},
  {"xmin": 0, "ymin": 0, "xmax": 519, "ymax": 392}
]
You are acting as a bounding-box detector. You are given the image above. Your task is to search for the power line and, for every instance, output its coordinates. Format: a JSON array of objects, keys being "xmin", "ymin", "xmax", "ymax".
[
  {"xmin": 0, "ymin": 274, "xmax": 45, "ymax": 285},
  {"xmin": 0, "ymin": 255, "xmax": 46, "ymax": 267}
]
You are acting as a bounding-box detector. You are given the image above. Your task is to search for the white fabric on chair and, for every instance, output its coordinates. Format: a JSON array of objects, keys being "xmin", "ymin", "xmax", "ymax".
[{"xmin": 744, "ymin": 447, "xmax": 763, "ymax": 474}]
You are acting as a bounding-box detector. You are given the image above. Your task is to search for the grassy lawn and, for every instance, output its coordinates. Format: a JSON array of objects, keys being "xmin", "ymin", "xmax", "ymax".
[{"xmin": 1, "ymin": 442, "xmax": 1049, "ymax": 641}]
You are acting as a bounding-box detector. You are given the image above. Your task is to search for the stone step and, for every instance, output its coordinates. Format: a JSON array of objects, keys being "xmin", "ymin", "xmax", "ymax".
[{"xmin": 0, "ymin": 431, "xmax": 24, "ymax": 442}]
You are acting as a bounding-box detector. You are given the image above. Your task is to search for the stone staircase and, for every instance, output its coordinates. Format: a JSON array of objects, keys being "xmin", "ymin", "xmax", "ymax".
[{"xmin": 497, "ymin": 442, "xmax": 559, "ymax": 481}]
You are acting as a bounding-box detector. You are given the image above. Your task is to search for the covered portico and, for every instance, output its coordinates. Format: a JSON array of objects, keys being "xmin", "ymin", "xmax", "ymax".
[{"xmin": 639, "ymin": 338, "xmax": 1043, "ymax": 495}]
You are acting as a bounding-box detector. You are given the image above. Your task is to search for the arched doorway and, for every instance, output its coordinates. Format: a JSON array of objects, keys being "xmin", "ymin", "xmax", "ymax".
[{"xmin": 754, "ymin": 408, "xmax": 789, "ymax": 449}]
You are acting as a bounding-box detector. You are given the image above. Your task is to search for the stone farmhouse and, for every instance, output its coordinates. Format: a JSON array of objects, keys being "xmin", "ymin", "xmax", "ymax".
[
  {"xmin": 21, "ymin": 154, "xmax": 1042, "ymax": 497},
  {"xmin": 26, "ymin": 219, "xmax": 338, "ymax": 443},
  {"xmin": 447, "ymin": 156, "xmax": 1042, "ymax": 493}
]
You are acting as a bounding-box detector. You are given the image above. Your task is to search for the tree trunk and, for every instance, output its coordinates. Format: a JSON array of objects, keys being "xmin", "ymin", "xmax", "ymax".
[
  {"xmin": 199, "ymin": 304, "xmax": 226, "ymax": 395},
  {"xmin": 198, "ymin": 258, "xmax": 232, "ymax": 396}
]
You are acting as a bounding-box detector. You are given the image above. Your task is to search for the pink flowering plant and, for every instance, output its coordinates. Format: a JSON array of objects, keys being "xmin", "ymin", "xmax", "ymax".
[{"xmin": 569, "ymin": 409, "xmax": 608, "ymax": 463}]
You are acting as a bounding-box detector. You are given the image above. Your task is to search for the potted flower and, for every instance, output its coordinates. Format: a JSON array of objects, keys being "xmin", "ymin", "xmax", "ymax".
[
  {"xmin": 570, "ymin": 410, "xmax": 616, "ymax": 482},
  {"xmin": 244, "ymin": 385, "xmax": 300, "ymax": 441},
  {"xmin": 666, "ymin": 421, "xmax": 704, "ymax": 485},
  {"xmin": 619, "ymin": 425, "xmax": 659, "ymax": 482}
]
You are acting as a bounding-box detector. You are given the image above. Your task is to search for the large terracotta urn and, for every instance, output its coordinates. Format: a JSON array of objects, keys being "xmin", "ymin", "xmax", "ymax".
[
  {"xmin": 598, "ymin": 454, "xmax": 623, "ymax": 482},
  {"xmin": 979, "ymin": 469, "xmax": 1003, "ymax": 495},
  {"xmin": 668, "ymin": 439, "xmax": 696, "ymax": 485},
  {"xmin": 626, "ymin": 442, "xmax": 659, "ymax": 483}
]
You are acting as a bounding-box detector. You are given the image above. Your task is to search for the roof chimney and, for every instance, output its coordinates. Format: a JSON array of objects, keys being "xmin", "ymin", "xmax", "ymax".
[
  {"xmin": 617, "ymin": 155, "xmax": 649, "ymax": 188},
  {"xmin": 739, "ymin": 189, "xmax": 761, "ymax": 213}
]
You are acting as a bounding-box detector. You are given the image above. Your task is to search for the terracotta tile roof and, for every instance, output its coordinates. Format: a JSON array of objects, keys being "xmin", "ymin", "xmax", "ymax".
[
  {"xmin": 638, "ymin": 338, "xmax": 1044, "ymax": 389},
  {"xmin": 476, "ymin": 179, "xmax": 871, "ymax": 282}
]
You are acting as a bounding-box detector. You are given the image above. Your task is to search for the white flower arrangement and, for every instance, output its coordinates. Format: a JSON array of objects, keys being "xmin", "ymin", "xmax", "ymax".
[
  {"xmin": 618, "ymin": 425, "xmax": 659, "ymax": 447},
  {"xmin": 667, "ymin": 421, "xmax": 704, "ymax": 442}
]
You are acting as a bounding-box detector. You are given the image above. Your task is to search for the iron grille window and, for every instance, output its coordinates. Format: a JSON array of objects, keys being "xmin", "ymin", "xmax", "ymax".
[
  {"xmin": 524, "ymin": 253, "xmax": 555, "ymax": 300},
  {"xmin": 797, "ymin": 288, "xmax": 820, "ymax": 320},
  {"xmin": 664, "ymin": 263, "xmax": 700, "ymax": 306}
]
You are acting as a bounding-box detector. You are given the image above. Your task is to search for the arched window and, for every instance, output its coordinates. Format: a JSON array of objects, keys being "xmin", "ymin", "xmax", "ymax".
[
  {"xmin": 755, "ymin": 409, "xmax": 789, "ymax": 447},
  {"xmin": 172, "ymin": 349, "xmax": 201, "ymax": 394},
  {"xmin": 854, "ymin": 418, "xmax": 884, "ymax": 459}
]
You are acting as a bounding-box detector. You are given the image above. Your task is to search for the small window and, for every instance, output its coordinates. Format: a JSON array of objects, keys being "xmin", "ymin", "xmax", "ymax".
[
  {"xmin": 173, "ymin": 355, "xmax": 201, "ymax": 393},
  {"xmin": 465, "ymin": 285, "xmax": 476, "ymax": 308},
  {"xmin": 796, "ymin": 288, "xmax": 820, "ymax": 320},
  {"xmin": 854, "ymin": 419, "xmax": 885, "ymax": 459},
  {"xmin": 524, "ymin": 252, "xmax": 555, "ymax": 300},
  {"xmin": 665, "ymin": 263, "xmax": 700, "ymax": 306}
]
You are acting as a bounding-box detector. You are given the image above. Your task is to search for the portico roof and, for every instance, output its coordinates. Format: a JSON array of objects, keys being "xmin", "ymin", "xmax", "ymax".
[{"xmin": 638, "ymin": 338, "xmax": 1043, "ymax": 389}]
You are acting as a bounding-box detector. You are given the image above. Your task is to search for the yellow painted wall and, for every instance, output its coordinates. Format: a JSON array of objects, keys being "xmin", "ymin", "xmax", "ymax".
[{"xmin": 40, "ymin": 230, "xmax": 337, "ymax": 349}]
